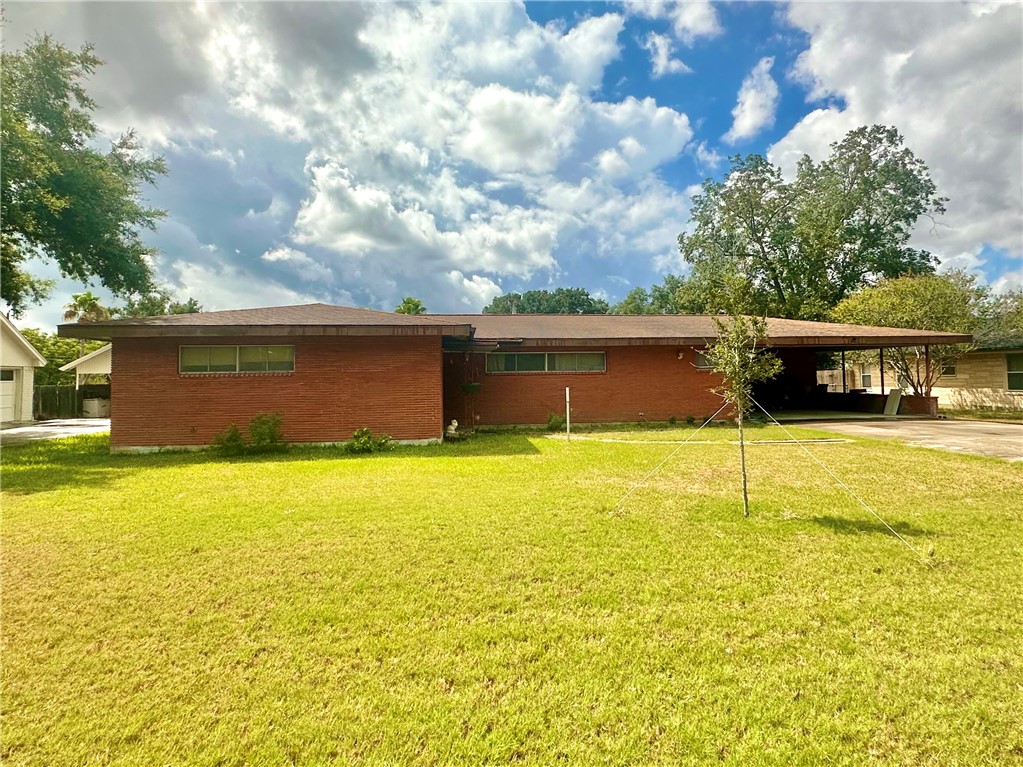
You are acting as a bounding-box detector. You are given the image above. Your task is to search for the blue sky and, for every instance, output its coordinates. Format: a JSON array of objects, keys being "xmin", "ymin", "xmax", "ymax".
[{"xmin": 5, "ymin": 1, "xmax": 1021, "ymax": 331}]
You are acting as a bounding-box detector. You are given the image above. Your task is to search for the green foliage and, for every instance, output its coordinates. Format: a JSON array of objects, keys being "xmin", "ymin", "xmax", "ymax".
[
  {"xmin": 677, "ymin": 125, "xmax": 946, "ymax": 320},
  {"xmin": 685, "ymin": 415, "xmax": 697, "ymax": 426},
  {"xmin": 394, "ymin": 296, "xmax": 427, "ymax": 315},
  {"xmin": 213, "ymin": 413, "xmax": 287, "ymax": 456},
  {"xmin": 211, "ymin": 424, "xmax": 247, "ymax": 456},
  {"xmin": 115, "ymin": 289, "xmax": 202, "ymax": 318},
  {"xmin": 546, "ymin": 413, "xmax": 566, "ymax": 431},
  {"xmin": 20, "ymin": 328, "xmax": 105, "ymax": 385},
  {"xmin": 483, "ymin": 288, "xmax": 610, "ymax": 315},
  {"xmin": 666, "ymin": 415, "xmax": 677, "ymax": 426},
  {"xmin": 343, "ymin": 428, "xmax": 394, "ymax": 455},
  {"xmin": 62, "ymin": 291, "xmax": 110, "ymax": 323},
  {"xmin": 704, "ymin": 315, "xmax": 783, "ymax": 416},
  {"xmin": 248, "ymin": 413, "xmax": 287, "ymax": 453},
  {"xmin": 831, "ymin": 271, "xmax": 986, "ymax": 395},
  {"xmin": 1, "ymin": 34, "xmax": 167, "ymax": 316}
]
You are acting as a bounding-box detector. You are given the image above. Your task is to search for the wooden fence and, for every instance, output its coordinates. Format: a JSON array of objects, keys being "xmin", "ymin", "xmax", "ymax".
[{"xmin": 33, "ymin": 384, "xmax": 111, "ymax": 420}]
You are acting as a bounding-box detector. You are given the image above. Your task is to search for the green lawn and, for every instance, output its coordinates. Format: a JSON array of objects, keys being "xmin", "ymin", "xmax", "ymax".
[{"xmin": 2, "ymin": 427, "xmax": 1022, "ymax": 766}]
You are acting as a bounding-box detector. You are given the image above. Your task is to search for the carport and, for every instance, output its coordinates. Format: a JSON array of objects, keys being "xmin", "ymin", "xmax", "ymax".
[{"xmin": 754, "ymin": 326, "xmax": 973, "ymax": 419}]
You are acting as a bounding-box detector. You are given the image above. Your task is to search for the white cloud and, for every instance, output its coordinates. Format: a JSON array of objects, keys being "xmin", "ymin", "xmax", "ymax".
[
  {"xmin": 260, "ymin": 246, "xmax": 334, "ymax": 284},
  {"xmin": 5, "ymin": 2, "xmax": 697, "ymax": 321},
  {"xmin": 457, "ymin": 85, "xmax": 583, "ymax": 174},
  {"xmin": 691, "ymin": 140, "xmax": 723, "ymax": 171},
  {"xmin": 723, "ymin": 56, "xmax": 779, "ymax": 144},
  {"xmin": 624, "ymin": 0, "xmax": 722, "ymax": 45},
  {"xmin": 643, "ymin": 32, "xmax": 691, "ymax": 78},
  {"xmin": 447, "ymin": 271, "xmax": 504, "ymax": 308},
  {"xmin": 172, "ymin": 259, "xmax": 327, "ymax": 311},
  {"xmin": 772, "ymin": 1, "xmax": 1023, "ymax": 271}
]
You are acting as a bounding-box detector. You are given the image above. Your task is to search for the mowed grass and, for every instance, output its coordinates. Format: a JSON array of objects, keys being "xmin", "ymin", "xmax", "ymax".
[{"xmin": 2, "ymin": 426, "xmax": 1022, "ymax": 766}]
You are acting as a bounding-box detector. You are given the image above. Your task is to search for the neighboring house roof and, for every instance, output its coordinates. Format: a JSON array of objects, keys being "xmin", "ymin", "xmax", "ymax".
[
  {"xmin": 975, "ymin": 337, "xmax": 1023, "ymax": 352},
  {"xmin": 430, "ymin": 313, "xmax": 972, "ymax": 349},
  {"xmin": 58, "ymin": 304, "xmax": 475, "ymax": 340},
  {"xmin": 56, "ymin": 303, "xmax": 973, "ymax": 349},
  {"xmin": 1, "ymin": 313, "xmax": 47, "ymax": 366},
  {"xmin": 59, "ymin": 343, "xmax": 112, "ymax": 373}
]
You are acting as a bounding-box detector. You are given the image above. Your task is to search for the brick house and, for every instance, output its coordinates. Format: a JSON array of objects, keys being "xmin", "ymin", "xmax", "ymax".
[{"xmin": 58, "ymin": 304, "xmax": 970, "ymax": 452}]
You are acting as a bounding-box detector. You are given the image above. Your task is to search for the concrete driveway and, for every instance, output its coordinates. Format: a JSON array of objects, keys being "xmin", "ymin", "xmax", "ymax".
[
  {"xmin": 1, "ymin": 418, "xmax": 110, "ymax": 447},
  {"xmin": 810, "ymin": 419, "xmax": 1023, "ymax": 461}
]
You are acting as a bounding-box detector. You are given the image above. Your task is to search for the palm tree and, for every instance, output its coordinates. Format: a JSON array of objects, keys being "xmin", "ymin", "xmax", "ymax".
[{"xmin": 63, "ymin": 292, "xmax": 111, "ymax": 354}]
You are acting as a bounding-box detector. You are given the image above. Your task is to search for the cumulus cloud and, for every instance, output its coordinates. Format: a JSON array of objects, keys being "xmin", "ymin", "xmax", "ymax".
[
  {"xmin": 624, "ymin": 0, "xmax": 722, "ymax": 45},
  {"xmin": 8, "ymin": 2, "xmax": 698, "ymax": 322},
  {"xmin": 772, "ymin": 2, "xmax": 1022, "ymax": 272},
  {"xmin": 457, "ymin": 85, "xmax": 583, "ymax": 174},
  {"xmin": 723, "ymin": 56, "xmax": 779, "ymax": 144},
  {"xmin": 643, "ymin": 32, "xmax": 691, "ymax": 78}
]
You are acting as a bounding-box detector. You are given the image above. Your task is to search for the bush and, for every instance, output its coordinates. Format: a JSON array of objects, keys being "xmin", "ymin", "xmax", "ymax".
[
  {"xmin": 343, "ymin": 428, "xmax": 395, "ymax": 455},
  {"xmin": 667, "ymin": 415, "xmax": 677, "ymax": 426},
  {"xmin": 546, "ymin": 413, "xmax": 566, "ymax": 431},
  {"xmin": 249, "ymin": 412, "xmax": 286, "ymax": 453},
  {"xmin": 212, "ymin": 413, "xmax": 288, "ymax": 456},
  {"xmin": 685, "ymin": 415, "xmax": 697, "ymax": 426},
  {"xmin": 212, "ymin": 424, "xmax": 247, "ymax": 456}
]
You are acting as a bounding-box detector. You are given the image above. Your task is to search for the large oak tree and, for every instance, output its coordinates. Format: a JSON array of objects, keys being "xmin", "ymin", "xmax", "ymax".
[
  {"xmin": 1, "ymin": 34, "xmax": 167, "ymax": 316},
  {"xmin": 677, "ymin": 125, "xmax": 946, "ymax": 320}
]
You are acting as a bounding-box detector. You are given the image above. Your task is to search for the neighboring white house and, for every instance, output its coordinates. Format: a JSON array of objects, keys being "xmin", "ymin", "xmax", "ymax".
[
  {"xmin": 59, "ymin": 344, "xmax": 112, "ymax": 388},
  {"xmin": 0, "ymin": 313, "xmax": 46, "ymax": 424}
]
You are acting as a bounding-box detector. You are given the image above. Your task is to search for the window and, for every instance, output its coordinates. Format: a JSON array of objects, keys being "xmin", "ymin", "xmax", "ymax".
[
  {"xmin": 486, "ymin": 352, "xmax": 606, "ymax": 373},
  {"xmin": 940, "ymin": 363, "xmax": 957, "ymax": 377},
  {"xmin": 1008, "ymin": 353, "xmax": 1023, "ymax": 391},
  {"xmin": 694, "ymin": 352, "xmax": 714, "ymax": 370},
  {"xmin": 861, "ymin": 373, "xmax": 872, "ymax": 388},
  {"xmin": 0, "ymin": 369, "xmax": 14, "ymax": 381},
  {"xmin": 179, "ymin": 345, "xmax": 294, "ymax": 374}
]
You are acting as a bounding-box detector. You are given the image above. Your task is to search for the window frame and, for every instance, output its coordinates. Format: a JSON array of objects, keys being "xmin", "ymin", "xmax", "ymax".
[
  {"xmin": 1007, "ymin": 353, "xmax": 1023, "ymax": 392},
  {"xmin": 693, "ymin": 351, "xmax": 714, "ymax": 371},
  {"xmin": 940, "ymin": 363, "xmax": 957, "ymax": 378},
  {"xmin": 485, "ymin": 351, "xmax": 606, "ymax": 374},
  {"xmin": 0, "ymin": 369, "xmax": 15, "ymax": 382},
  {"xmin": 861, "ymin": 373, "xmax": 872, "ymax": 389},
  {"xmin": 179, "ymin": 345, "xmax": 295, "ymax": 375}
]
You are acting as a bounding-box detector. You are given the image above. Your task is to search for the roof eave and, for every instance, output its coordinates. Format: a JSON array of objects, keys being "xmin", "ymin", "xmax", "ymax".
[{"xmin": 57, "ymin": 323, "xmax": 474, "ymax": 341}]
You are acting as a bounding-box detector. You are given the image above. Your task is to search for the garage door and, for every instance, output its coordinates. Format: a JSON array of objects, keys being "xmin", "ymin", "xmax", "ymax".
[{"xmin": 1, "ymin": 369, "xmax": 17, "ymax": 422}]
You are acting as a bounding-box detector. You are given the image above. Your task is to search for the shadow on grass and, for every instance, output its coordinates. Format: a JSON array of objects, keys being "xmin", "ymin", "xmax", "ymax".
[
  {"xmin": 1, "ymin": 432, "xmax": 542, "ymax": 495},
  {"xmin": 808, "ymin": 514, "xmax": 934, "ymax": 538}
]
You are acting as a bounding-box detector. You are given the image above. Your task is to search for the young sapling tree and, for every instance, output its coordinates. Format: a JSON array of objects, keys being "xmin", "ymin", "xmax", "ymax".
[{"xmin": 704, "ymin": 314, "xmax": 783, "ymax": 517}]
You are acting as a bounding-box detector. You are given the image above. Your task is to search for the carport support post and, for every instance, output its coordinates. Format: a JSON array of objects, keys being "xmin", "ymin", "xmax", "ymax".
[
  {"xmin": 841, "ymin": 350, "xmax": 847, "ymax": 393},
  {"xmin": 925, "ymin": 345, "xmax": 931, "ymax": 392},
  {"xmin": 879, "ymin": 348, "xmax": 885, "ymax": 395}
]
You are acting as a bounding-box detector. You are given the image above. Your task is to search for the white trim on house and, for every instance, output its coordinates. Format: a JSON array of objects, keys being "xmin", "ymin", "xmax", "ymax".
[
  {"xmin": 1, "ymin": 314, "xmax": 46, "ymax": 423},
  {"xmin": 59, "ymin": 343, "xmax": 112, "ymax": 390}
]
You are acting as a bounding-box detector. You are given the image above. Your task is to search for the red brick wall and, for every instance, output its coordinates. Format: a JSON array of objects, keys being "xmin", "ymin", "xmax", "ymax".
[
  {"xmin": 443, "ymin": 346, "xmax": 727, "ymax": 426},
  {"xmin": 899, "ymin": 394, "xmax": 939, "ymax": 417},
  {"xmin": 110, "ymin": 335, "xmax": 444, "ymax": 448}
]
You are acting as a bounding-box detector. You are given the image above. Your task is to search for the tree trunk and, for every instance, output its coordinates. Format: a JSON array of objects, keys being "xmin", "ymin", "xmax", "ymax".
[{"xmin": 738, "ymin": 406, "xmax": 750, "ymax": 518}]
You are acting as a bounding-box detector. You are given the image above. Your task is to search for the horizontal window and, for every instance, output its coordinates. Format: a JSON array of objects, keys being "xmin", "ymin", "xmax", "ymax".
[
  {"xmin": 0, "ymin": 369, "xmax": 14, "ymax": 381},
  {"xmin": 940, "ymin": 364, "xmax": 957, "ymax": 377},
  {"xmin": 486, "ymin": 352, "xmax": 605, "ymax": 374},
  {"xmin": 179, "ymin": 345, "xmax": 294, "ymax": 374}
]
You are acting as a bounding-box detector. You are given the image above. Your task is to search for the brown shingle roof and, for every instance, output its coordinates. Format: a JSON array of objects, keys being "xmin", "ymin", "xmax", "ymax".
[
  {"xmin": 58, "ymin": 303, "xmax": 473, "ymax": 340},
  {"xmin": 430, "ymin": 313, "xmax": 973, "ymax": 349},
  {"xmin": 58, "ymin": 303, "xmax": 973, "ymax": 348}
]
